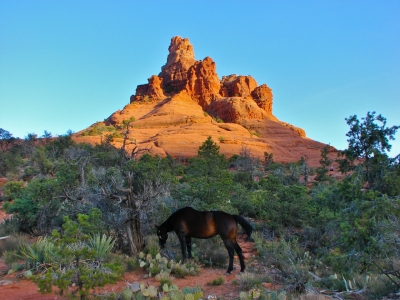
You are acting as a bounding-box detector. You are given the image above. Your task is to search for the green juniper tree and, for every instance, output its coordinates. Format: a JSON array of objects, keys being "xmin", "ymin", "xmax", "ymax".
[
  {"xmin": 315, "ymin": 145, "xmax": 333, "ymax": 183},
  {"xmin": 338, "ymin": 111, "xmax": 399, "ymax": 190}
]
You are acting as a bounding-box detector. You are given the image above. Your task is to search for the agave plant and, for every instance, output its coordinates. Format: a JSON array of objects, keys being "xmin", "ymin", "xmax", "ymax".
[{"xmin": 88, "ymin": 233, "xmax": 116, "ymax": 260}]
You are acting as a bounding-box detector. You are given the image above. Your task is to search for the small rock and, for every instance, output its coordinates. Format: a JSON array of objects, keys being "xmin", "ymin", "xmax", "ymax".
[
  {"xmin": 0, "ymin": 280, "xmax": 13, "ymax": 286},
  {"xmin": 127, "ymin": 281, "xmax": 140, "ymax": 292},
  {"xmin": 23, "ymin": 270, "xmax": 33, "ymax": 278}
]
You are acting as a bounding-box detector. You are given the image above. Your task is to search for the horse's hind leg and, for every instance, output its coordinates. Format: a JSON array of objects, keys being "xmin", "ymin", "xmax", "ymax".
[
  {"xmin": 223, "ymin": 239, "xmax": 235, "ymax": 274},
  {"xmin": 233, "ymin": 241, "xmax": 245, "ymax": 272}
]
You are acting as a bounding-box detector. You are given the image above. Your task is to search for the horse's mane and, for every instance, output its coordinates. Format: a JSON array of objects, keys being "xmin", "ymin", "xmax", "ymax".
[{"xmin": 161, "ymin": 207, "xmax": 192, "ymax": 230}]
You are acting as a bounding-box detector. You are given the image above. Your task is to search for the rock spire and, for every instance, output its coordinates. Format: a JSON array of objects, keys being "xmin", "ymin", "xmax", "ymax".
[{"xmin": 131, "ymin": 36, "xmax": 274, "ymax": 122}]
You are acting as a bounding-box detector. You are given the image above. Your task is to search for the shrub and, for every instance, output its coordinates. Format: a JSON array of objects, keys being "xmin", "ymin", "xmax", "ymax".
[
  {"xmin": 28, "ymin": 210, "xmax": 123, "ymax": 299},
  {"xmin": 191, "ymin": 237, "xmax": 228, "ymax": 268},
  {"xmin": 257, "ymin": 238, "xmax": 313, "ymax": 293},
  {"xmin": 3, "ymin": 178, "xmax": 60, "ymax": 233},
  {"xmin": 80, "ymin": 122, "xmax": 117, "ymax": 137},
  {"xmin": 237, "ymin": 272, "xmax": 263, "ymax": 290},
  {"xmin": 209, "ymin": 275, "xmax": 224, "ymax": 286},
  {"xmin": 125, "ymin": 256, "xmax": 138, "ymax": 271},
  {"xmin": 18, "ymin": 236, "xmax": 57, "ymax": 268},
  {"xmin": 2, "ymin": 181, "xmax": 24, "ymax": 201},
  {"xmin": 0, "ymin": 217, "xmax": 20, "ymax": 236},
  {"xmin": 144, "ymin": 234, "xmax": 161, "ymax": 257}
]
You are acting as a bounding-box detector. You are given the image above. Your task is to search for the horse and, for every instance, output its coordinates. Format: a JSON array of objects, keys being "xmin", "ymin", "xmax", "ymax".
[{"xmin": 155, "ymin": 206, "xmax": 253, "ymax": 274}]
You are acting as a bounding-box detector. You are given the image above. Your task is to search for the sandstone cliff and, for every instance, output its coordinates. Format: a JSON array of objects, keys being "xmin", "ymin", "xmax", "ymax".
[{"xmin": 76, "ymin": 36, "xmax": 335, "ymax": 167}]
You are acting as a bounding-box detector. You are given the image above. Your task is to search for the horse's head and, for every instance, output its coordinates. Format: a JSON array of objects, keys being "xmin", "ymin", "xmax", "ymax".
[{"xmin": 155, "ymin": 225, "xmax": 168, "ymax": 248}]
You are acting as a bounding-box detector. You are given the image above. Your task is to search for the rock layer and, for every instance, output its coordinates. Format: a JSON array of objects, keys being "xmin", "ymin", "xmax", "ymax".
[{"xmin": 78, "ymin": 36, "xmax": 338, "ymax": 167}]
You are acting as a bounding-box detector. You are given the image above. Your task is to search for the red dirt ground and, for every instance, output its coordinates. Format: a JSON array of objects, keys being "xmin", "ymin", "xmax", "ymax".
[
  {"xmin": 0, "ymin": 252, "xmax": 260, "ymax": 300},
  {"xmin": 0, "ymin": 202, "xmax": 261, "ymax": 299}
]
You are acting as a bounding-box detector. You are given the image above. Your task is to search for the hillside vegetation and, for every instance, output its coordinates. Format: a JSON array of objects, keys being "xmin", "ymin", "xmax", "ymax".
[{"xmin": 0, "ymin": 111, "xmax": 399, "ymax": 299}]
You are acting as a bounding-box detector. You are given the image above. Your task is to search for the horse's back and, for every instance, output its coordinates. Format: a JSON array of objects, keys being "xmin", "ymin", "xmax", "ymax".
[{"xmin": 173, "ymin": 207, "xmax": 237, "ymax": 239}]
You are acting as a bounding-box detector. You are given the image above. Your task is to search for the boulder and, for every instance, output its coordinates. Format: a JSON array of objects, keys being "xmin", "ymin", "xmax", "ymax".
[
  {"xmin": 220, "ymin": 75, "xmax": 258, "ymax": 98},
  {"xmin": 251, "ymin": 84, "xmax": 273, "ymax": 114},
  {"xmin": 131, "ymin": 75, "xmax": 165, "ymax": 102}
]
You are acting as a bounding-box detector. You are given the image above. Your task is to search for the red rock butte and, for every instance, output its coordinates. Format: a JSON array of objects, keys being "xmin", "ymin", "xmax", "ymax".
[{"xmin": 75, "ymin": 36, "xmax": 337, "ymax": 167}]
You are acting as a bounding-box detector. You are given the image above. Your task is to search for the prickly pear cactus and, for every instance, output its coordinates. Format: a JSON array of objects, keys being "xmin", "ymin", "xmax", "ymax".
[
  {"xmin": 120, "ymin": 287, "xmax": 133, "ymax": 300},
  {"xmin": 193, "ymin": 290, "xmax": 203, "ymax": 300},
  {"xmin": 134, "ymin": 292, "xmax": 145, "ymax": 300},
  {"xmin": 162, "ymin": 283, "xmax": 170, "ymax": 292},
  {"xmin": 142, "ymin": 289, "xmax": 150, "ymax": 297},
  {"xmin": 184, "ymin": 293, "xmax": 194, "ymax": 300},
  {"xmin": 240, "ymin": 291, "xmax": 249, "ymax": 300},
  {"xmin": 168, "ymin": 290, "xmax": 184, "ymax": 300},
  {"xmin": 139, "ymin": 260, "xmax": 147, "ymax": 267},
  {"xmin": 182, "ymin": 286, "xmax": 193, "ymax": 294},
  {"xmin": 147, "ymin": 285, "xmax": 158, "ymax": 298}
]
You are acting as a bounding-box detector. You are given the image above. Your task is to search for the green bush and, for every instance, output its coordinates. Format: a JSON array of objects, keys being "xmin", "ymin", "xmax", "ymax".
[
  {"xmin": 191, "ymin": 237, "xmax": 228, "ymax": 268},
  {"xmin": 28, "ymin": 209, "xmax": 123, "ymax": 299},
  {"xmin": 209, "ymin": 275, "xmax": 224, "ymax": 286},
  {"xmin": 81, "ymin": 122, "xmax": 117, "ymax": 137},
  {"xmin": 3, "ymin": 178, "xmax": 60, "ymax": 232},
  {"xmin": 256, "ymin": 238, "xmax": 313, "ymax": 293}
]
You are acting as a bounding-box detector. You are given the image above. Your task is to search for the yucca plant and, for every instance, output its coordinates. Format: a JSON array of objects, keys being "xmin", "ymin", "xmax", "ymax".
[
  {"xmin": 88, "ymin": 233, "xmax": 116, "ymax": 260},
  {"xmin": 19, "ymin": 236, "xmax": 57, "ymax": 268}
]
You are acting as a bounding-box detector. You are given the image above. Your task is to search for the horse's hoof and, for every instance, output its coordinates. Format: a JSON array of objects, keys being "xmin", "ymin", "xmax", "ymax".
[{"xmin": 225, "ymin": 272, "xmax": 231, "ymax": 276}]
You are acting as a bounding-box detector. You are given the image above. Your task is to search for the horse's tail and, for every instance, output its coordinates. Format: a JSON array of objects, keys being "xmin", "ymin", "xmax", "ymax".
[{"xmin": 233, "ymin": 215, "xmax": 253, "ymax": 239}]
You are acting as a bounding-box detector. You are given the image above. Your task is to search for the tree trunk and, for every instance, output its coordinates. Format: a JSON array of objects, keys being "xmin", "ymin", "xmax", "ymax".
[
  {"xmin": 125, "ymin": 173, "xmax": 145, "ymax": 255},
  {"xmin": 126, "ymin": 222, "xmax": 140, "ymax": 254}
]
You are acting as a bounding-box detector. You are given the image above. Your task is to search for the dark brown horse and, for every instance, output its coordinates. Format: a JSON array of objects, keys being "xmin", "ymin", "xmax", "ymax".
[{"xmin": 155, "ymin": 206, "xmax": 253, "ymax": 274}]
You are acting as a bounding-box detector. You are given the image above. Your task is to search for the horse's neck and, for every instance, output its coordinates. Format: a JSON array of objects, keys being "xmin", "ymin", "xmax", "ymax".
[{"xmin": 162, "ymin": 215, "xmax": 175, "ymax": 232}]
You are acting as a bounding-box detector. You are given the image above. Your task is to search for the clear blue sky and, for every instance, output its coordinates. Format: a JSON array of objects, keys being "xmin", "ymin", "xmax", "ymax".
[{"xmin": 1, "ymin": 1, "xmax": 399, "ymax": 156}]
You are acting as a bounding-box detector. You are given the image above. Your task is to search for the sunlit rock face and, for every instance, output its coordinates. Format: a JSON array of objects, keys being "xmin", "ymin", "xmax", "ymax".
[{"xmin": 94, "ymin": 36, "xmax": 337, "ymax": 167}]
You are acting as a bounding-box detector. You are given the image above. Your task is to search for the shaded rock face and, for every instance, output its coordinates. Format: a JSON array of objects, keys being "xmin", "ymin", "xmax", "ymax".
[{"xmin": 185, "ymin": 56, "xmax": 221, "ymax": 108}]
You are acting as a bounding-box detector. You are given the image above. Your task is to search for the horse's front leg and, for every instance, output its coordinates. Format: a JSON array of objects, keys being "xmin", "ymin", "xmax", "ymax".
[
  {"xmin": 176, "ymin": 232, "xmax": 187, "ymax": 262},
  {"xmin": 186, "ymin": 236, "xmax": 192, "ymax": 258}
]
